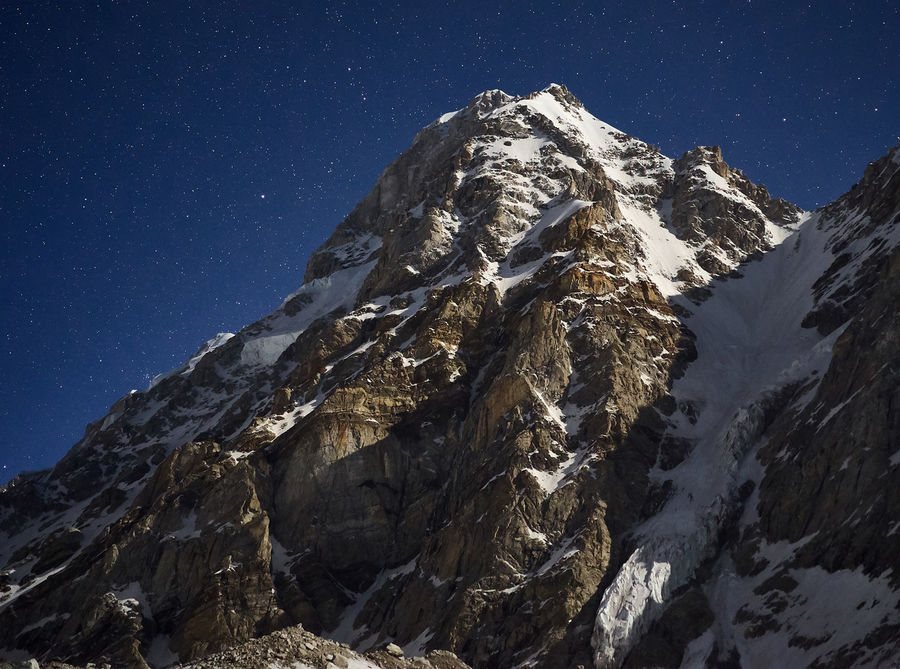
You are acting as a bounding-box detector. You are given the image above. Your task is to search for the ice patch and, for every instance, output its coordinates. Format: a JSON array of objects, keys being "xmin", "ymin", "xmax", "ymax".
[{"xmin": 240, "ymin": 333, "xmax": 298, "ymax": 367}]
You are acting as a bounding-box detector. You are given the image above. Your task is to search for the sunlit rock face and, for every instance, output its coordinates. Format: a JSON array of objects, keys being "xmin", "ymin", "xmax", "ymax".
[{"xmin": 1, "ymin": 86, "xmax": 898, "ymax": 669}]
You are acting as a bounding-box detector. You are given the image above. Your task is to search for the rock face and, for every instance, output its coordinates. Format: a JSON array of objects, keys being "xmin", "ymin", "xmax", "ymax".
[{"xmin": 1, "ymin": 85, "xmax": 898, "ymax": 668}]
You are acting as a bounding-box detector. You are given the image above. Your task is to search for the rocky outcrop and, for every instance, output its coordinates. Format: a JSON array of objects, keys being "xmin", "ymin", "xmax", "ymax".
[
  {"xmin": 22, "ymin": 626, "xmax": 470, "ymax": 669},
  {"xmin": 0, "ymin": 440, "xmax": 285, "ymax": 667},
  {"xmin": 175, "ymin": 624, "xmax": 470, "ymax": 669},
  {"xmin": 2, "ymin": 86, "xmax": 898, "ymax": 669},
  {"xmin": 803, "ymin": 146, "xmax": 900, "ymax": 334},
  {"xmin": 671, "ymin": 145, "xmax": 801, "ymax": 276}
]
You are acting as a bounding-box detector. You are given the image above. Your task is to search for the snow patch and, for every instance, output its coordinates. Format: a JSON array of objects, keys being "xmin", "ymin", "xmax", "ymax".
[
  {"xmin": 534, "ymin": 536, "xmax": 580, "ymax": 576},
  {"xmin": 149, "ymin": 332, "xmax": 234, "ymax": 389},
  {"xmin": 437, "ymin": 109, "xmax": 461, "ymax": 124},
  {"xmin": 241, "ymin": 258, "xmax": 378, "ymax": 367},
  {"xmin": 328, "ymin": 558, "xmax": 418, "ymax": 650},
  {"xmin": 402, "ymin": 628, "xmax": 434, "ymax": 657},
  {"xmin": 708, "ymin": 553, "xmax": 900, "ymax": 667}
]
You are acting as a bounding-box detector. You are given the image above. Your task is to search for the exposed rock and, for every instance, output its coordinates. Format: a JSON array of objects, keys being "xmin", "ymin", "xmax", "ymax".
[
  {"xmin": 172, "ymin": 624, "xmax": 469, "ymax": 669},
  {"xmin": 622, "ymin": 587, "xmax": 714, "ymax": 668},
  {"xmin": 31, "ymin": 527, "xmax": 82, "ymax": 575},
  {"xmin": 1, "ymin": 87, "xmax": 898, "ymax": 669},
  {"xmin": 670, "ymin": 145, "xmax": 800, "ymax": 278}
]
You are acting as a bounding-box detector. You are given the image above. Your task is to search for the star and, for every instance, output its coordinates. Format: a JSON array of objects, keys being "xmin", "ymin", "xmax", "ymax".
[{"xmin": 1, "ymin": 0, "xmax": 896, "ymax": 488}]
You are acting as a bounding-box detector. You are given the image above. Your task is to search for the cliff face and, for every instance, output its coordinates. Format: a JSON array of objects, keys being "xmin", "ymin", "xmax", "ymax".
[{"xmin": 1, "ymin": 86, "xmax": 897, "ymax": 669}]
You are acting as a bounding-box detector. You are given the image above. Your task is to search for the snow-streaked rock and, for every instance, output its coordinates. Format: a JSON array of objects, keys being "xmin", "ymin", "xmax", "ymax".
[{"xmin": 1, "ymin": 85, "xmax": 897, "ymax": 669}]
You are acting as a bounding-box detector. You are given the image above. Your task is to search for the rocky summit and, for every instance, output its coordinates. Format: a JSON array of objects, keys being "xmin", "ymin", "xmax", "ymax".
[{"xmin": 1, "ymin": 84, "xmax": 899, "ymax": 668}]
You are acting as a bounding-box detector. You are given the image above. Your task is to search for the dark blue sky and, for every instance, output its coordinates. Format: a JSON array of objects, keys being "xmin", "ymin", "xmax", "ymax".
[{"xmin": 1, "ymin": 0, "xmax": 898, "ymax": 484}]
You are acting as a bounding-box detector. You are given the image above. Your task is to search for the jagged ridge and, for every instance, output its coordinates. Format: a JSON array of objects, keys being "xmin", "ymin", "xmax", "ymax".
[{"xmin": 1, "ymin": 86, "xmax": 898, "ymax": 669}]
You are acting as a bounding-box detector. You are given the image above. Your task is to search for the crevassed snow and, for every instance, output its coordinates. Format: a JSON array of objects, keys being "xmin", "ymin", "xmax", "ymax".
[{"xmin": 592, "ymin": 212, "xmax": 848, "ymax": 668}]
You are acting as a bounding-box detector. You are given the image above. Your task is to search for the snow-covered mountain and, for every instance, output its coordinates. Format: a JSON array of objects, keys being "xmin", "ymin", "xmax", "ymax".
[{"xmin": 1, "ymin": 85, "xmax": 898, "ymax": 668}]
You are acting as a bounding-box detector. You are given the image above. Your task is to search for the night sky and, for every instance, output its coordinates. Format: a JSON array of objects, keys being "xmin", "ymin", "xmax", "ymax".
[{"xmin": 2, "ymin": 1, "xmax": 898, "ymax": 484}]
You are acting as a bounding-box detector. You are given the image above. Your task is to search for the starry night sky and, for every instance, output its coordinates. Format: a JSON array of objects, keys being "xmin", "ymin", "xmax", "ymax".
[{"xmin": 2, "ymin": 0, "xmax": 898, "ymax": 484}]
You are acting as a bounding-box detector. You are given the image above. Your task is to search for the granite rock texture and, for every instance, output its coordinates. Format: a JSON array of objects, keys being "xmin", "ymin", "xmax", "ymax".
[{"xmin": 2, "ymin": 87, "xmax": 898, "ymax": 668}]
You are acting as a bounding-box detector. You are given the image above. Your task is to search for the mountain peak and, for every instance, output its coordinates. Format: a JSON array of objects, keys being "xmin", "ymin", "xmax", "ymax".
[
  {"xmin": 443, "ymin": 84, "xmax": 587, "ymax": 125},
  {"xmin": 463, "ymin": 88, "xmax": 514, "ymax": 114},
  {"xmin": 535, "ymin": 82, "xmax": 584, "ymax": 107},
  {"xmin": 2, "ymin": 91, "xmax": 898, "ymax": 669}
]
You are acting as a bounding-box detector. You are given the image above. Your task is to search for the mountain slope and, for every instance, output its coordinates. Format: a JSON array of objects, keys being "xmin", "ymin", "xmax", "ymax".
[{"xmin": 1, "ymin": 86, "xmax": 897, "ymax": 669}]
